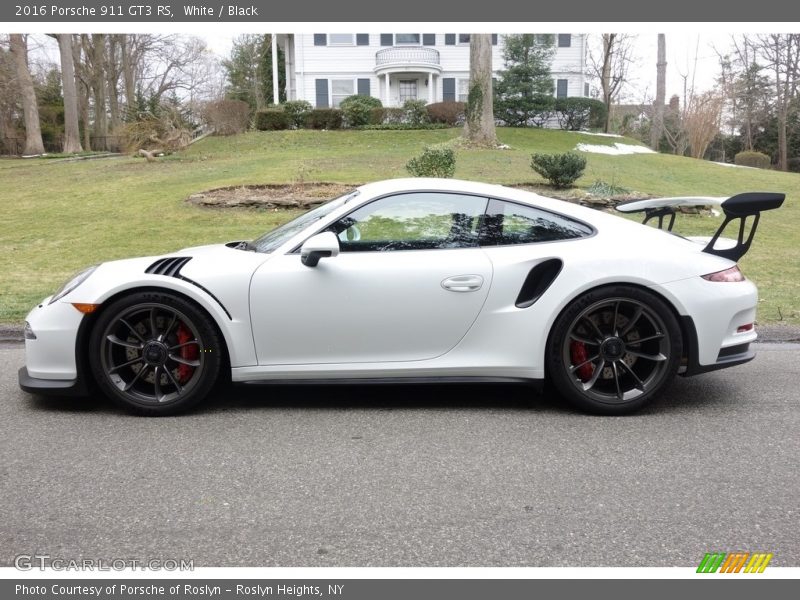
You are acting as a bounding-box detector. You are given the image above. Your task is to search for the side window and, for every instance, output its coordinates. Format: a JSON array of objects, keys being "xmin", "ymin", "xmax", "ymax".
[
  {"xmin": 481, "ymin": 199, "xmax": 593, "ymax": 246},
  {"xmin": 329, "ymin": 193, "xmax": 488, "ymax": 252}
]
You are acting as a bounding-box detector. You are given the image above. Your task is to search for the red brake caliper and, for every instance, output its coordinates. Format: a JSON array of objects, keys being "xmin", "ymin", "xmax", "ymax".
[
  {"xmin": 175, "ymin": 323, "xmax": 198, "ymax": 383},
  {"xmin": 570, "ymin": 341, "xmax": 594, "ymax": 382}
]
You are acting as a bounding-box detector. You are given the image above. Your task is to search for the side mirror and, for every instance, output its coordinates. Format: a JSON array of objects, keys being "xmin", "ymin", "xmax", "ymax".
[{"xmin": 300, "ymin": 231, "xmax": 340, "ymax": 267}]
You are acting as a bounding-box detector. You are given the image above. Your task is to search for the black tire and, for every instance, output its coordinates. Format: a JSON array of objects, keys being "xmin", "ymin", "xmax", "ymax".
[
  {"xmin": 89, "ymin": 291, "xmax": 222, "ymax": 416},
  {"xmin": 546, "ymin": 285, "xmax": 682, "ymax": 415}
]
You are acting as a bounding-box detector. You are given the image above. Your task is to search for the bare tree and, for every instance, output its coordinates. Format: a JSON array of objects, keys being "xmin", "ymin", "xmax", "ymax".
[
  {"xmin": 72, "ymin": 35, "xmax": 92, "ymax": 150},
  {"xmin": 46, "ymin": 34, "xmax": 83, "ymax": 153},
  {"xmin": 754, "ymin": 34, "xmax": 800, "ymax": 170},
  {"xmin": 590, "ymin": 34, "xmax": 635, "ymax": 133},
  {"xmin": 0, "ymin": 38, "xmax": 20, "ymax": 144},
  {"xmin": 683, "ymin": 91, "xmax": 724, "ymax": 159},
  {"xmin": 650, "ymin": 34, "xmax": 666, "ymax": 150},
  {"xmin": 106, "ymin": 35, "xmax": 122, "ymax": 129},
  {"xmin": 462, "ymin": 34, "xmax": 498, "ymax": 147},
  {"xmin": 8, "ymin": 34, "xmax": 44, "ymax": 155}
]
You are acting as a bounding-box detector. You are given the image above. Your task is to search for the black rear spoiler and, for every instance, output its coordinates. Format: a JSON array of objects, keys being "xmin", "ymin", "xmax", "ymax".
[{"xmin": 616, "ymin": 192, "xmax": 785, "ymax": 261}]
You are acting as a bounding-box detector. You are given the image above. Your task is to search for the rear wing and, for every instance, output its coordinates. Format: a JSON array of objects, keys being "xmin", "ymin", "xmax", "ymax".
[{"xmin": 616, "ymin": 192, "xmax": 785, "ymax": 261}]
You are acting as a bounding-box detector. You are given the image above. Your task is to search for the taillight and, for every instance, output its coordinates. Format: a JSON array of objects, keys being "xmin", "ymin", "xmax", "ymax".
[
  {"xmin": 702, "ymin": 266, "xmax": 745, "ymax": 282},
  {"xmin": 737, "ymin": 323, "xmax": 754, "ymax": 333}
]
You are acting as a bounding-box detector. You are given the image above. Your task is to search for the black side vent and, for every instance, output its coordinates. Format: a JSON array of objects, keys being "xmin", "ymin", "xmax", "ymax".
[
  {"xmin": 145, "ymin": 256, "xmax": 192, "ymax": 277},
  {"xmin": 515, "ymin": 259, "xmax": 563, "ymax": 309}
]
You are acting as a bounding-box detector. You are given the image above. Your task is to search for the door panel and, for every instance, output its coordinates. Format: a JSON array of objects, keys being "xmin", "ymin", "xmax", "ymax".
[{"xmin": 250, "ymin": 249, "xmax": 492, "ymax": 365}]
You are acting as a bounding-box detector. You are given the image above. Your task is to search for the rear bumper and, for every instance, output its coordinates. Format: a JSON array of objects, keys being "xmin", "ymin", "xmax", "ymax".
[
  {"xmin": 18, "ymin": 366, "xmax": 88, "ymax": 397},
  {"xmin": 680, "ymin": 316, "xmax": 756, "ymax": 376}
]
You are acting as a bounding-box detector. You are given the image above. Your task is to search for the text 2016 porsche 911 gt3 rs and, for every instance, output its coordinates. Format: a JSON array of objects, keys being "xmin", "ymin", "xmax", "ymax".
[{"xmin": 18, "ymin": 178, "xmax": 784, "ymax": 415}]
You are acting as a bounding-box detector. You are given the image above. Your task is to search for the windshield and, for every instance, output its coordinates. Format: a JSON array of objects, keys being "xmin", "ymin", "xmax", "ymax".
[{"xmin": 250, "ymin": 190, "xmax": 359, "ymax": 253}]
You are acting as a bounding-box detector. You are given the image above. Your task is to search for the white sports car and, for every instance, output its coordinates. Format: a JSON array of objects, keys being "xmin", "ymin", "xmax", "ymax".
[{"xmin": 19, "ymin": 178, "xmax": 784, "ymax": 415}]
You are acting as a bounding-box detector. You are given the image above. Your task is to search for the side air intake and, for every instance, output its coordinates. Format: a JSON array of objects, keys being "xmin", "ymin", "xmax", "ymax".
[
  {"xmin": 145, "ymin": 257, "xmax": 192, "ymax": 277},
  {"xmin": 515, "ymin": 259, "xmax": 563, "ymax": 308}
]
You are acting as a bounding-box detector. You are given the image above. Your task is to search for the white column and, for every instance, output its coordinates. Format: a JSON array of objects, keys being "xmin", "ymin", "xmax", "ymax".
[
  {"xmin": 271, "ymin": 34, "xmax": 279, "ymax": 105},
  {"xmin": 427, "ymin": 73, "xmax": 433, "ymax": 103},
  {"xmin": 384, "ymin": 73, "xmax": 390, "ymax": 106}
]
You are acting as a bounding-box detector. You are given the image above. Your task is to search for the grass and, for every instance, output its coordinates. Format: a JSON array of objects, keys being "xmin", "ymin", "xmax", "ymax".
[{"xmin": 1, "ymin": 127, "xmax": 798, "ymax": 324}]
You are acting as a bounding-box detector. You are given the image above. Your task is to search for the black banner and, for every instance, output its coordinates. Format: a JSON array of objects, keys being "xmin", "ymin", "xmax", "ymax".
[
  {"xmin": 4, "ymin": 579, "xmax": 799, "ymax": 600},
  {"xmin": 3, "ymin": 0, "xmax": 800, "ymax": 22}
]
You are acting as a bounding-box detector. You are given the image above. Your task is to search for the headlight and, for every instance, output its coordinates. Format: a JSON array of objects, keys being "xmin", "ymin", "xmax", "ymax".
[{"xmin": 49, "ymin": 265, "xmax": 98, "ymax": 304}]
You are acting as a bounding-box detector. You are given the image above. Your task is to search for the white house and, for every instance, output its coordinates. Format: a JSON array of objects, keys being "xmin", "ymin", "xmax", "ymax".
[{"xmin": 277, "ymin": 33, "xmax": 589, "ymax": 108}]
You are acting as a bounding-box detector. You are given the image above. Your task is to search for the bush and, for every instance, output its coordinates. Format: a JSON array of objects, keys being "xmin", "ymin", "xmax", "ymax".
[
  {"xmin": 531, "ymin": 152, "xmax": 586, "ymax": 187},
  {"xmin": 255, "ymin": 108, "xmax": 290, "ymax": 131},
  {"xmin": 203, "ymin": 99, "xmax": 250, "ymax": 135},
  {"xmin": 382, "ymin": 107, "xmax": 406, "ymax": 124},
  {"xmin": 406, "ymin": 145, "xmax": 456, "ymax": 178},
  {"xmin": 305, "ymin": 108, "xmax": 344, "ymax": 130},
  {"xmin": 788, "ymin": 157, "xmax": 800, "ymax": 173},
  {"xmin": 340, "ymin": 95, "xmax": 383, "ymax": 127},
  {"xmin": 495, "ymin": 94, "xmax": 556, "ymax": 128},
  {"xmin": 359, "ymin": 123, "xmax": 449, "ymax": 130},
  {"xmin": 403, "ymin": 99, "xmax": 430, "ymax": 126},
  {"xmin": 282, "ymin": 100, "xmax": 313, "ymax": 129},
  {"xmin": 426, "ymin": 101, "xmax": 466, "ymax": 126},
  {"xmin": 554, "ymin": 97, "xmax": 607, "ymax": 131},
  {"xmin": 369, "ymin": 107, "xmax": 386, "ymax": 125},
  {"xmin": 735, "ymin": 151, "xmax": 771, "ymax": 169}
]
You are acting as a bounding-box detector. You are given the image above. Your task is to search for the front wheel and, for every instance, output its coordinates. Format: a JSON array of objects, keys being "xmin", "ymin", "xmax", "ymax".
[
  {"xmin": 89, "ymin": 291, "xmax": 222, "ymax": 416},
  {"xmin": 546, "ymin": 286, "xmax": 682, "ymax": 415}
]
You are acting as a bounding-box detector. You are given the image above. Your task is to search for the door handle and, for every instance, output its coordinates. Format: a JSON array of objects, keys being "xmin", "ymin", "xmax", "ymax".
[{"xmin": 441, "ymin": 275, "xmax": 484, "ymax": 292}]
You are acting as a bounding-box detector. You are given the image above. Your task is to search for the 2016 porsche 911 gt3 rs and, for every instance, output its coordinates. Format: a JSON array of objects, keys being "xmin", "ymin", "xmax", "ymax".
[{"xmin": 18, "ymin": 178, "xmax": 784, "ymax": 416}]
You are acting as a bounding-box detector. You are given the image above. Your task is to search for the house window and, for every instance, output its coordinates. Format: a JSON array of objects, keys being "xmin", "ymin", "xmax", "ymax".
[
  {"xmin": 556, "ymin": 79, "xmax": 568, "ymax": 98},
  {"xmin": 584, "ymin": 82, "xmax": 590, "ymax": 97},
  {"xmin": 535, "ymin": 34, "xmax": 553, "ymax": 46},
  {"xmin": 458, "ymin": 34, "xmax": 471, "ymax": 44},
  {"xmin": 395, "ymin": 33, "xmax": 421, "ymax": 45},
  {"xmin": 399, "ymin": 80, "xmax": 418, "ymax": 103},
  {"xmin": 558, "ymin": 34, "xmax": 572, "ymax": 48},
  {"xmin": 331, "ymin": 79, "xmax": 355, "ymax": 107},
  {"xmin": 457, "ymin": 79, "xmax": 470, "ymax": 102},
  {"xmin": 329, "ymin": 33, "xmax": 355, "ymax": 46}
]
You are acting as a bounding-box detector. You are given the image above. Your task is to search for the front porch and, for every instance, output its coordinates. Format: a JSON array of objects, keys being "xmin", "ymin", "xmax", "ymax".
[{"xmin": 374, "ymin": 47, "xmax": 442, "ymax": 107}]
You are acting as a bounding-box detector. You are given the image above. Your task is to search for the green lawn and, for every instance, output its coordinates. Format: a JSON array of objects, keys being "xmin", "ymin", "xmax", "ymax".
[{"xmin": 1, "ymin": 127, "xmax": 798, "ymax": 324}]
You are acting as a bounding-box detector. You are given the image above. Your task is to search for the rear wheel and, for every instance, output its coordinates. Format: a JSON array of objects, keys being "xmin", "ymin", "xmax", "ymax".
[
  {"xmin": 89, "ymin": 291, "xmax": 221, "ymax": 416},
  {"xmin": 546, "ymin": 286, "xmax": 682, "ymax": 415}
]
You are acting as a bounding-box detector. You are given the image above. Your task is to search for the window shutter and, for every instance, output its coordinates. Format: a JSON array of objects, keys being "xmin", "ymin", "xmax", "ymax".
[
  {"xmin": 557, "ymin": 79, "xmax": 568, "ymax": 98},
  {"xmin": 356, "ymin": 34, "xmax": 369, "ymax": 46},
  {"xmin": 313, "ymin": 34, "xmax": 327, "ymax": 46},
  {"xmin": 423, "ymin": 34, "xmax": 436, "ymax": 46},
  {"xmin": 443, "ymin": 78, "xmax": 456, "ymax": 101},
  {"xmin": 315, "ymin": 79, "xmax": 329, "ymax": 108},
  {"xmin": 558, "ymin": 34, "xmax": 571, "ymax": 47},
  {"xmin": 380, "ymin": 33, "xmax": 393, "ymax": 46},
  {"xmin": 491, "ymin": 34, "xmax": 498, "ymax": 45},
  {"xmin": 357, "ymin": 78, "xmax": 371, "ymax": 96},
  {"xmin": 445, "ymin": 34, "xmax": 456, "ymax": 45},
  {"xmin": 584, "ymin": 82, "xmax": 590, "ymax": 97}
]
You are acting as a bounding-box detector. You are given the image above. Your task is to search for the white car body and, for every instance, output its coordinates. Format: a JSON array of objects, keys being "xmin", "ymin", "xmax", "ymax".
[{"xmin": 19, "ymin": 178, "xmax": 781, "ymax": 415}]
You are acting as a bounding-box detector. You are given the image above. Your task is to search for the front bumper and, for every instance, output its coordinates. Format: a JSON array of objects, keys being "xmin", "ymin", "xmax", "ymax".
[{"xmin": 18, "ymin": 366, "xmax": 88, "ymax": 396}]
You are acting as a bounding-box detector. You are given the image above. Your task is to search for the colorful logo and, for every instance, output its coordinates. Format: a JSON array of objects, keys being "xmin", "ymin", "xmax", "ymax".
[{"xmin": 697, "ymin": 552, "xmax": 773, "ymax": 573}]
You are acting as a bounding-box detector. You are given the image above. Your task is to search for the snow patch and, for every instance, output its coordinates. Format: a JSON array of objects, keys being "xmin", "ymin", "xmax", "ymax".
[
  {"xmin": 570, "ymin": 131, "xmax": 624, "ymax": 138},
  {"xmin": 576, "ymin": 143, "xmax": 656, "ymax": 155},
  {"xmin": 713, "ymin": 161, "xmax": 754, "ymax": 169}
]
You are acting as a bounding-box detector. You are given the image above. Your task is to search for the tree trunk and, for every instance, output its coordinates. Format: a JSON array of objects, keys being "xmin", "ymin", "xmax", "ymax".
[
  {"xmin": 106, "ymin": 35, "xmax": 121, "ymax": 130},
  {"xmin": 463, "ymin": 34, "xmax": 498, "ymax": 147},
  {"xmin": 650, "ymin": 34, "xmax": 666, "ymax": 150},
  {"xmin": 72, "ymin": 35, "xmax": 92, "ymax": 150},
  {"xmin": 9, "ymin": 34, "xmax": 44, "ymax": 155},
  {"xmin": 56, "ymin": 35, "xmax": 83, "ymax": 153},
  {"xmin": 89, "ymin": 34, "xmax": 108, "ymax": 150},
  {"xmin": 120, "ymin": 35, "xmax": 137, "ymax": 118},
  {"xmin": 600, "ymin": 34, "xmax": 615, "ymax": 133}
]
